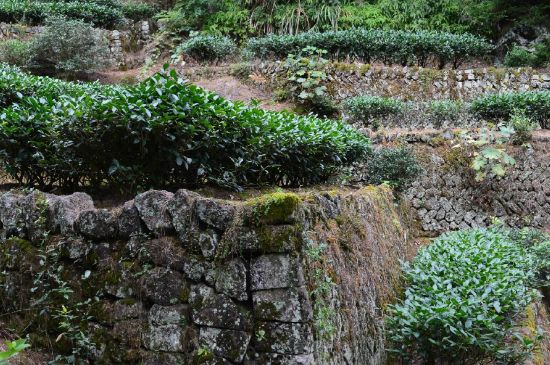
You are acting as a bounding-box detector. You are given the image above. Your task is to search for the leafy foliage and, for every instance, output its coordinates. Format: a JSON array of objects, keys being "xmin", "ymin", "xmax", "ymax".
[
  {"xmin": 364, "ymin": 146, "xmax": 422, "ymax": 192},
  {"xmin": 26, "ymin": 16, "xmax": 111, "ymax": 78},
  {"xmin": 0, "ymin": 339, "xmax": 30, "ymax": 364},
  {"xmin": 174, "ymin": 34, "xmax": 236, "ymax": 62},
  {"xmin": 283, "ymin": 46, "xmax": 335, "ymax": 116},
  {"xmin": 508, "ymin": 109, "xmax": 537, "ymax": 145},
  {"xmin": 387, "ymin": 228, "xmax": 537, "ymax": 363},
  {"xmin": 343, "ymin": 95, "xmax": 405, "ymax": 129},
  {"xmin": 0, "ymin": 64, "xmax": 371, "ymax": 191},
  {"xmin": 245, "ymin": 28, "xmax": 493, "ymax": 68},
  {"xmin": 470, "ymin": 91, "xmax": 550, "ymax": 128},
  {"xmin": 460, "ymin": 124, "xmax": 517, "ymax": 181}
]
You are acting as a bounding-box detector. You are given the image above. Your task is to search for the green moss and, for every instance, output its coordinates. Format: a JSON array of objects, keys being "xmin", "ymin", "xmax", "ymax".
[
  {"xmin": 179, "ymin": 286, "xmax": 190, "ymax": 303},
  {"xmin": 245, "ymin": 192, "xmax": 301, "ymax": 226},
  {"xmin": 256, "ymin": 224, "xmax": 301, "ymax": 253}
]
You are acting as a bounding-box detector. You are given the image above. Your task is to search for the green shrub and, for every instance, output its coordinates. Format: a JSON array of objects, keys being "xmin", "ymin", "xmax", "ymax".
[
  {"xmin": 120, "ymin": 2, "xmax": 158, "ymax": 22},
  {"xmin": 0, "ymin": 338, "xmax": 30, "ymax": 364},
  {"xmin": 504, "ymin": 43, "xmax": 550, "ymax": 68},
  {"xmin": 343, "ymin": 95, "xmax": 405, "ymax": 128},
  {"xmin": 0, "ymin": 64, "xmax": 371, "ymax": 191},
  {"xmin": 174, "ymin": 35, "xmax": 236, "ymax": 62},
  {"xmin": 0, "ymin": 39, "xmax": 30, "ymax": 67},
  {"xmin": 427, "ymin": 100, "xmax": 463, "ymax": 126},
  {"xmin": 0, "ymin": 0, "xmax": 124, "ymax": 29},
  {"xmin": 509, "ymin": 109, "xmax": 537, "ymax": 145},
  {"xmin": 470, "ymin": 91, "xmax": 550, "ymax": 128},
  {"xmin": 364, "ymin": 146, "xmax": 421, "ymax": 192},
  {"xmin": 387, "ymin": 228, "xmax": 537, "ymax": 363},
  {"xmin": 26, "ymin": 16, "xmax": 111, "ymax": 78},
  {"xmin": 245, "ymin": 28, "xmax": 493, "ymax": 68},
  {"xmin": 508, "ymin": 228, "xmax": 550, "ymax": 288}
]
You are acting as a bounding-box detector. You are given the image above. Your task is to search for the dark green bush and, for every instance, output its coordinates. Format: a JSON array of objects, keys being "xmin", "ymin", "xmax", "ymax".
[
  {"xmin": 120, "ymin": 2, "xmax": 158, "ymax": 22},
  {"xmin": 0, "ymin": 0, "xmax": 124, "ymax": 29},
  {"xmin": 343, "ymin": 95, "xmax": 405, "ymax": 128},
  {"xmin": 0, "ymin": 64, "xmax": 371, "ymax": 191},
  {"xmin": 504, "ymin": 43, "xmax": 550, "ymax": 68},
  {"xmin": 387, "ymin": 228, "xmax": 537, "ymax": 363},
  {"xmin": 175, "ymin": 35, "xmax": 236, "ymax": 62},
  {"xmin": 245, "ymin": 28, "xmax": 493, "ymax": 68},
  {"xmin": 364, "ymin": 147, "xmax": 421, "ymax": 192},
  {"xmin": 26, "ymin": 16, "xmax": 111, "ymax": 78},
  {"xmin": 470, "ymin": 91, "xmax": 550, "ymax": 128},
  {"xmin": 427, "ymin": 100, "xmax": 463, "ymax": 125}
]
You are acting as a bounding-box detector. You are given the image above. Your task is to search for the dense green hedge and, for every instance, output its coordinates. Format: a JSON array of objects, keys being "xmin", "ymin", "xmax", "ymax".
[
  {"xmin": 245, "ymin": 28, "xmax": 493, "ymax": 68},
  {"xmin": 175, "ymin": 35, "xmax": 236, "ymax": 62},
  {"xmin": 0, "ymin": 0, "xmax": 157, "ymax": 28},
  {"xmin": 0, "ymin": 64, "xmax": 370, "ymax": 191},
  {"xmin": 471, "ymin": 91, "xmax": 550, "ymax": 128},
  {"xmin": 387, "ymin": 228, "xmax": 537, "ymax": 363},
  {"xmin": 342, "ymin": 95, "xmax": 405, "ymax": 126}
]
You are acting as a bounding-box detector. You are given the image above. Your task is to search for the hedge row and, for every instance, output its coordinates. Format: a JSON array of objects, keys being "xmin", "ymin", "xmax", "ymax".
[
  {"xmin": 471, "ymin": 91, "xmax": 550, "ymax": 128},
  {"xmin": 245, "ymin": 28, "xmax": 493, "ymax": 68},
  {"xmin": 0, "ymin": 0, "xmax": 156, "ymax": 29},
  {"xmin": 0, "ymin": 64, "xmax": 371, "ymax": 191}
]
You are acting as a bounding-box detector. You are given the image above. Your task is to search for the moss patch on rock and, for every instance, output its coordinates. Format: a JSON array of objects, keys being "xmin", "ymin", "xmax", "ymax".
[{"xmin": 244, "ymin": 192, "xmax": 301, "ymax": 226}]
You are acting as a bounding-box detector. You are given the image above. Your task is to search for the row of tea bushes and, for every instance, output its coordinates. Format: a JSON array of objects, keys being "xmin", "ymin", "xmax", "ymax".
[
  {"xmin": 0, "ymin": 0, "xmax": 156, "ymax": 29},
  {"xmin": 0, "ymin": 64, "xmax": 371, "ymax": 191},
  {"xmin": 245, "ymin": 28, "xmax": 493, "ymax": 68},
  {"xmin": 342, "ymin": 91, "xmax": 550, "ymax": 129}
]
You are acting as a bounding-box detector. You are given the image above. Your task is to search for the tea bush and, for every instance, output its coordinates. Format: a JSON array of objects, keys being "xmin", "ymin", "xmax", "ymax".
[
  {"xmin": 26, "ymin": 16, "xmax": 111, "ymax": 78},
  {"xmin": 245, "ymin": 28, "xmax": 493, "ymax": 68},
  {"xmin": 343, "ymin": 95, "xmax": 405, "ymax": 128},
  {"xmin": 0, "ymin": 39, "xmax": 30, "ymax": 67},
  {"xmin": 504, "ymin": 43, "xmax": 550, "ymax": 68},
  {"xmin": 470, "ymin": 91, "xmax": 550, "ymax": 128},
  {"xmin": 0, "ymin": 65, "xmax": 371, "ymax": 191},
  {"xmin": 427, "ymin": 100, "xmax": 463, "ymax": 126},
  {"xmin": 174, "ymin": 35, "xmax": 236, "ymax": 62},
  {"xmin": 387, "ymin": 228, "xmax": 537, "ymax": 363},
  {"xmin": 364, "ymin": 147, "xmax": 421, "ymax": 192},
  {"xmin": 0, "ymin": 0, "xmax": 124, "ymax": 29}
]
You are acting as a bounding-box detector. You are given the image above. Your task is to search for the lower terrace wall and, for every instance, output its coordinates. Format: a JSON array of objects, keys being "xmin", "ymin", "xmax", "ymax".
[
  {"xmin": 245, "ymin": 62, "xmax": 550, "ymax": 102},
  {"xmin": 0, "ymin": 186, "xmax": 413, "ymax": 364}
]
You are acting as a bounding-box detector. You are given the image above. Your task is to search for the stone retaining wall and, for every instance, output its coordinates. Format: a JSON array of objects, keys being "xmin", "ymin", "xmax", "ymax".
[
  {"xmin": 249, "ymin": 62, "xmax": 550, "ymax": 102},
  {"xmin": 382, "ymin": 135, "xmax": 550, "ymax": 235},
  {"xmin": 0, "ymin": 186, "xmax": 413, "ymax": 364}
]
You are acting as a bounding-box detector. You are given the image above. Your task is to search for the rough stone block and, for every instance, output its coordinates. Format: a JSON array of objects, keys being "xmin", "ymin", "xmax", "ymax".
[
  {"xmin": 251, "ymin": 254, "xmax": 304, "ymax": 290},
  {"xmin": 143, "ymin": 324, "xmax": 186, "ymax": 352},
  {"xmin": 253, "ymin": 286, "xmax": 312, "ymax": 322},
  {"xmin": 149, "ymin": 304, "xmax": 189, "ymax": 326},
  {"xmin": 254, "ymin": 322, "xmax": 313, "ymax": 355},
  {"xmin": 167, "ymin": 189, "xmax": 200, "ymax": 243},
  {"xmin": 199, "ymin": 327, "xmax": 251, "ymax": 363},
  {"xmin": 194, "ymin": 198, "xmax": 235, "ymax": 231},
  {"xmin": 212, "ymin": 257, "xmax": 248, "ymax": 302},
  {"xmin": 190, "ymin": 284, "xmax": 252, "ymax": 331},
  {"xmin": 117, "ymin": 200, "xmax": 143, "ymax": 238},
  {"xmin": 134, "ymin": 190, "xmax": 174, "ymax": 235},
  {"xmin": 140, "ymin": 267, "xmax": 188, "ymax": 305},
  {"xmin": 53, "ymin": 192, "xmax": 95, "ymax": 234},
  {"xmin": 77, "ymin": 209, "xmax": 118, "ymax": 240}
]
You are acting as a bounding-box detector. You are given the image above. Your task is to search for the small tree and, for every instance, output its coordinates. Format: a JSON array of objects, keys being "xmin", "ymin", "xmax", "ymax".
[{"xmin": 28, "ymin": 16, "xmax": 111, "ymax": 78}]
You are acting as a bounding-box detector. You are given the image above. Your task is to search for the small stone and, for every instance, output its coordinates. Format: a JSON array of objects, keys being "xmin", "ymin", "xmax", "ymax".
[
  {"xmin": 199, "ymin": 229, "xmax": 220, "ymax": 258},
  {"xmin": 140, "ymin": 352, "xmax": 187, "ymax": 365},
  {"xmin": 199, "ymin": 327, "xmax": 251, "ymax": 363},
  {"xmin": 134, "ymin": 190, "xmax": 174, "ymax": 235},
  {"xmin": 251, "ymin": 254, "xmax": 305, "ymax": 290},
  {"xmin": 0, "ymin": 191, "xmax": 27, "ymax": 238},
  {"xmin": 112, "ymin": 319, "xmax": 146, "ymax": 348},
  {"xmin": 22, "ymin": 191, "xmax": 58, "ymax": 242}
]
